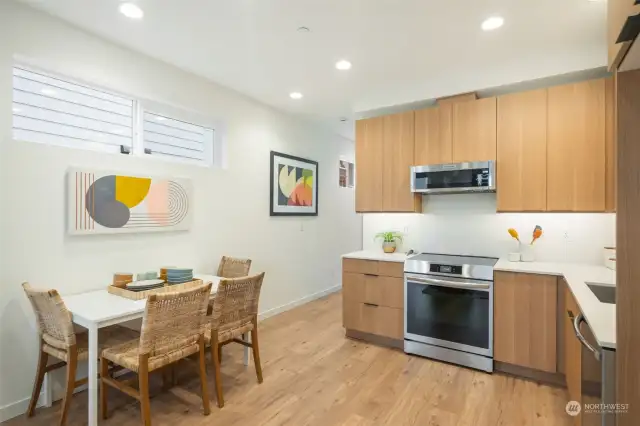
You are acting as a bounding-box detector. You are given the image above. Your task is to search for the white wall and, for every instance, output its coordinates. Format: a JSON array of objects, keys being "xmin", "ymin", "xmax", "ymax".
[
  {"xmin": 0, "ymin": 1, "xmax": 361, "ymax": 419},
  {"xmin": 363, "ymin": 194, "xmax": 615, "ymax": 264}
]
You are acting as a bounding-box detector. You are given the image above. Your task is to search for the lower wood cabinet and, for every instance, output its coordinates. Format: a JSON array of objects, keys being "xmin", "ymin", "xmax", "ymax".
[
  {"xmin": 342, "ymin": 259, "xmax": 404, "ymax": 342},
  {"xmin": 564, "ymin": 279, "xmax": 582, "ymax": 426},
  {"xmin": 494, "ymin": 271, "xmax": 558, "ymax": 373}
]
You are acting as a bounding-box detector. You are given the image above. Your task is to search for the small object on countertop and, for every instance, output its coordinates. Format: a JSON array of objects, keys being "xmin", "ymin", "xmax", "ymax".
[
  {"xmin": 508, "ymin": 252, "xmax": 521, "ymax": 262},
  {"xmin": 520, "ymin": 242, "xmax": 535, "ymax": 262},
  {"xmin": 603, "ymin": 247, "xmax": 616, "ymax": 270},
  {"xmin": 113, "ymin": 273, "xmax": 134, "ymax": 288},
  {"xmin": 530, "ymin": 225, "xmax": 543, "ymax": 245},
  {"xmin": 508, "ymin": 228, "xmax": 520, "ymax": 242}
]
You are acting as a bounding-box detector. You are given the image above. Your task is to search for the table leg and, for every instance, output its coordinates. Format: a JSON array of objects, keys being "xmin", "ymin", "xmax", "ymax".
[
  {"xmin": 242, "ymin": 333, "xmax": 250, "ymax": 366},
  {"xmin": 87, "ymin": 324, "xmax": 99, "ymax": 426}
]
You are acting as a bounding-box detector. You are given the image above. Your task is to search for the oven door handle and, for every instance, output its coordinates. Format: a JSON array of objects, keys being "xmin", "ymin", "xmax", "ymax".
[
  {"xmin": 406, "ymin": 275, "xmax": 490, "ymax": 290},
  {"xmin": 573, "ymin": 313, "xmax": 600, "ymax": 361}
]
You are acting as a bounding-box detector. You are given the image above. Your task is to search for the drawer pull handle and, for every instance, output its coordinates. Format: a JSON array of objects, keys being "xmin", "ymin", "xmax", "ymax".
[
  {"xmin": 364, "ymin": 302, "xmax": 379, "ymax": 307},
  {"xmin": 364, "ymin": 273, "xmax": 378, "ymax": 277}
]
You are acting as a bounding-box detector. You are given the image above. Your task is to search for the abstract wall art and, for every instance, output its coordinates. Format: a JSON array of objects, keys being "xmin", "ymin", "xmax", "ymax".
[
  {"xmin": 67, "ymin": 168, "xmax": 193, "ymax": 235},
  {"xmin": 270, "ymin": 151, "xmax": 318, "ymax": 216}
]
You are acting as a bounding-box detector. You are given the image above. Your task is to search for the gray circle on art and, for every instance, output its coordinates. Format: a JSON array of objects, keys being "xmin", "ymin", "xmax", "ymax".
[{"xmin": 85, "ymin": 175, "xmax": 130, "ymax": 228}]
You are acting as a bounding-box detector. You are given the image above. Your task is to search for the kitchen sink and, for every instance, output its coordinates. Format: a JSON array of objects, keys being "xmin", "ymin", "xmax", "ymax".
[{"xmin": 586, "ymin": 283, "xmax": 616, "ymax": 304}]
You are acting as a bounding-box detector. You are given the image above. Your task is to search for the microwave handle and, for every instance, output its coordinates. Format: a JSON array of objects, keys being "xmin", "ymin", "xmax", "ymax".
[{"xmin": 573, "ymin": 313, "xmax": 600, "ymax": 361}]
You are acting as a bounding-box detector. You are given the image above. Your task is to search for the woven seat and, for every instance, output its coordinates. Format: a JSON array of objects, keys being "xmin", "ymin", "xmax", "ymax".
[
  {"xmin": 22, "ymin": 283, "xmax": 140, "ymax": 426},
  {"xmin": 207, "ymin": 272, "xmax": 265, "ymax": 408},
  {"xmin": 100, "ymin": 282, "xmax": 212, "ymax": 426}
]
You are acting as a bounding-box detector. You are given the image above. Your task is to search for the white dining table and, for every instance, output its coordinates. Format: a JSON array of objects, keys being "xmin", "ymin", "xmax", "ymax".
[{"xmin": 63, "ymin": 275, "xmax": 250, "ymax": 426}]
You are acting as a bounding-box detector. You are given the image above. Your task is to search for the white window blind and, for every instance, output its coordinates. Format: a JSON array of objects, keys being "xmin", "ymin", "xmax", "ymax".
[
  {"xmin": 143, "ymin": 112, "xmax": 213, "ymax": 164},
  {"xmin": 12, "ymin": 67, "xmax": 134, "ymax": 154}
]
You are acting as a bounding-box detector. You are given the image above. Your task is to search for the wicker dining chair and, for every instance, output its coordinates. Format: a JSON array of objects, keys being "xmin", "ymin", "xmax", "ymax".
[
  {"xmin": 206, "ymin": 272, "xmax": 265, "ymax": 408},
  {"xmin": 100, "ymin": 282, "xmax": 213, "ymax": 426},
  {"xmin": 216, "ymin": 256, "xmax": 252, "ymax": 279},
  {"xmin": 22, "ymin": 283, "xmax": 139, "ymax": 426}
]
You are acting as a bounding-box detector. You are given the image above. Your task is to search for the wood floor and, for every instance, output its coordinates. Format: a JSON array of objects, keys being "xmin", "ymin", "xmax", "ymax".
[{"xmin": 5, "ymin": 292, "xmax": 572, "ymax": 426}]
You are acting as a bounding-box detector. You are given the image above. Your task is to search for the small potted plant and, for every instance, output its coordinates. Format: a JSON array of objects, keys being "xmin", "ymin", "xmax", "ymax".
[{"xmin": 375, "ymin": 231, "xmax": 404, "ymax": 253}]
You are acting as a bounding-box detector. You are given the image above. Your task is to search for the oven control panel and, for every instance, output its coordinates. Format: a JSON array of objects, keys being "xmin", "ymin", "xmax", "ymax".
[{"xmin": 429, "ymin": 264, "xmax": 462, "ymax": 275}]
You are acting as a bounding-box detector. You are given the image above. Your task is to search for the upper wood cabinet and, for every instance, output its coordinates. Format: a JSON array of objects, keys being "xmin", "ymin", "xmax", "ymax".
[
  {"xmin": 414, "ymin": 104, "xmax": 453, "ymax": 165},
  {"xmin": 383, "ymin": 112, "xmax": 422, "ymax": 212},
  {"xmin": 547, "ymin": 79, "xmax": 606, "ymax": 212},
  {"xmin": 355, "ymin": 117, "xmax": 383, "ymax": 212},
  {"xmin": 497, "ymin": 89, "xmax": 548, "ymax": 212},
  {"xmin": 452, "ymin": 97, "xmax": 497, "ymax": 162},
  {"xmin": 355, "ymin": 113, "xmax": 421, "ymax": 213},
  {"xmin": 494, "ymin": 272, "xmax": 558, "ymax": 373},
  {"xmin": 608, "ymin": 0, "xmax": 640, "ymax": 70},
  {"xmin": 605, "ymin": 76, "xmax": 617, "ymax": 212}
]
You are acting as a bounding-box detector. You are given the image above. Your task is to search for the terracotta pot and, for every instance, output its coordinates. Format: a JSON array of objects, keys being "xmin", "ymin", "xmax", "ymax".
[{"xmin": 382, "ymin": 241, "xmax": 397, "ymax": 253}]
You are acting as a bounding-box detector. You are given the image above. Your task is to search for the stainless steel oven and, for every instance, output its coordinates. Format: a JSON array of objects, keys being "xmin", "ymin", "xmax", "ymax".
[
  {"xmin": 410, "ymin": 161, "xmax": 496, "ymax": 194},
  {"xmin": 404, "ymin": 253, "xmax": 497, "ymax": 372}
]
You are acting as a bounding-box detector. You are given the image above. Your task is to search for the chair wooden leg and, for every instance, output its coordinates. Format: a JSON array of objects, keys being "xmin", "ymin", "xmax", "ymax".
[
  {"xmin": 100, "ymin": 357, "xmax": 109, "ymax": 420},
  {"xmin": 26, "ymin": 343, "xmax": 48, "ymax": 418},
  {"xmin": 197, "ymin": 336, "xmax": 211, "ymax": 416},
  {"xmin": 139, "ymin": 354, "xmax": 151, "ymax": 426},
  {"xmin": 210, "ymin": 333, "xmax": 224, "ymax": 408},
  {"xmin": 251, "ymin": 319, "xmax": 263, "ymax": 384},
  {"xmin": 218, "ymin": 345, "xmax": 222, "ymax": 364},
  {"xmin": 59, "ymin": 345, "xmax": 78, "ymax": 426}
]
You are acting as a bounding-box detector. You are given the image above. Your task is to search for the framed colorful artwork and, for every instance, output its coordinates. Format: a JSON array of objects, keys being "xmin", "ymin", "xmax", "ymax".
[
  {"xmin": 270, "ymin": 151, "xmax": 318, "ymax": 216},
  {"xmin": 67, "ymin": 168, "xmax": 193, "ymax": 235}
]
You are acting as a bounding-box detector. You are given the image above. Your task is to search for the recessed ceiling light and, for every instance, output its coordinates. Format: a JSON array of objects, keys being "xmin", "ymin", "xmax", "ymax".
[
  {"xmin": 41, "ymin": 88, "xmax": 56, "ymax": 95},
  {"xmin": 335, "ymin": 60, "xmax": 352, "ymax": 71},
  {"xmin": 289, "ymin": 92, "xmax": 303, "ymax": 99},
  {"xmin": 481, "ymin": 16, "xmax": 504, "ymax": 31},
  {"xmin": 119, "ymin": 3, "xmax": 144, "ymax": 20},
  {"xmin": 297, "ymin": 26, "xmax": 310, "ymax": 33}
]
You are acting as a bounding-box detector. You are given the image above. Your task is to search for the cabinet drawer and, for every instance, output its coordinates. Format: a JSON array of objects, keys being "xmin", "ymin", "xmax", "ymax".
[
  {"xmin": 343, "ymin": 258, "xmax": 378, "ymax": 275},
  {"xmin": 344, "ymin": 301, "xmax": 403, "ymax": 340},
  {"xmin": 378, "ymin": 261, "xmax": 404, "ymax": 278},
  {"xmin": 364, "ymin": 275, "xmax": 404, "ymax": 309}
]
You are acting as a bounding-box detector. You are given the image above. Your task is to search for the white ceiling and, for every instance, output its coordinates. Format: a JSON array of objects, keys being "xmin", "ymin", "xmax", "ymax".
[{"xmin": 18, "ymin": 0, "xmax": 608, "ymax": 139}]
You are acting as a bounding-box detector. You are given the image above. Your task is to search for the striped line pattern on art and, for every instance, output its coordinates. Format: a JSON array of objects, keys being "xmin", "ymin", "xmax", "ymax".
[{"xmin": 75, "ymin": 172, "xmax": 95, "ymax": 230}]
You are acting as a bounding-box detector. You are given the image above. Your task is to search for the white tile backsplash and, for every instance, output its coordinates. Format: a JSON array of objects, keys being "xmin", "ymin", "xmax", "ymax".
[{"xmin": 362, "ymin": 193, "xmax": 615, "ymax": 264}]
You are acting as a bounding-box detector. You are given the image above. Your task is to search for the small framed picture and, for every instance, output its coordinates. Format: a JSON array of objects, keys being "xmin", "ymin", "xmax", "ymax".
[{"xmin": 270, "ymin": 151, "xmax": 318, "ymax": 216}]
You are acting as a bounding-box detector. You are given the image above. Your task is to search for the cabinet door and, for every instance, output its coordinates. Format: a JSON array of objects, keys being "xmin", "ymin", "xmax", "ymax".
[
  {"xmin": 497, "ymin": 89, "xmax": 547, "ymax": 211},
  {"xmin": 564, "ymin": 281, "xmax": 582, "ymax": 426},
  {"xmin": 605, "ymin": 76, "xmax": 616, "ymax": 212},
  {"xmin": 355, "ymin": 117, "xmax": 384, "ymax": 212},
  {"xmin": 414, "ymin": 105, "xmax": 453, "ymax": 165},
  {"xmin": 382, "ymin": 111, "xmax": 421, "ymax": 212},
  {"xmin": 547, "ymin": 79, "xmax": 606, "ymax": 211},
  {"xmin": 452, "ymin": 97, "xmax": 497, "ymax": 162},
  {"xmin": 494, "ymin": 272, "xmax": 557, "ymax": 372}
]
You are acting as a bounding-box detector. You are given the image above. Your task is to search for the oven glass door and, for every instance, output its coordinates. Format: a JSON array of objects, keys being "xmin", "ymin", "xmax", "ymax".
[
  {"xmin": 405, "ymin": 274, "xmax": 492, "ymax": 356},
  {"xmin": 413, "ymin": 167, "xmax": 491, "ymax": 192}
]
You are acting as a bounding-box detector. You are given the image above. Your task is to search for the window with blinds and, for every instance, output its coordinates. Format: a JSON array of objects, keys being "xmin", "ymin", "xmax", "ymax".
[
  {"xmin": 12, "ymin": 67, "xmax": 134, "ymax": 154},
  {"xmin": 143, "ymin": 112, "xmax": 214, "ymax": 165}
]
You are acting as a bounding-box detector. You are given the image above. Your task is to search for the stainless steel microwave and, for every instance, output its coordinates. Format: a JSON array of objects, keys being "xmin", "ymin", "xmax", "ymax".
[{"xmin": 410, "ymin": 161, "xmax": 496, "ymax": 194}]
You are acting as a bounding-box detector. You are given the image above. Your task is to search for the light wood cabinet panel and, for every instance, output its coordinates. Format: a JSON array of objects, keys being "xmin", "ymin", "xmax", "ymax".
[
  {"xmin": 564, "ymin": 281, "xmax": 582, "ymax": 426},
  {"xmin": 414, "ymin": 105, "xmax": 453, "ymax": 165},
  {"xmin": 377, "ymin": 261, "xmax": 404, "ymax": 278},
  {"xmin": 497, "ymin": 89, "xmax": 547, "ymax": 212},
  {"xmin": 382, "ymin": 112, "xmax": 422, "ymax": 212},
  {"xmin": 363, "ymin": 275, "xmax": 404, "ymax": 309},
  {"xmin": 494, "ymin": 272, "xmax": 557, "ymax": 373},
  {"xmin": 342, "ymin": 272, "xmax": 366, "ymax": 306},
  {"xmin": 452, "ymin": 97, "xmax": 497, "ymax": 162},
  {"xmin": 343, "ymin": 259, "xmax": 378, "ymax": 275},
  {"xmin": 355, "ymin": 117, "xmax": 383, "ymax": 212},
  {"xmin": 605, "ymin": 76, "xmax": 617, "ymax": 212},
  {"xmin": 547, "ymin": 79, "xmax": 606, "ymax": 212}
]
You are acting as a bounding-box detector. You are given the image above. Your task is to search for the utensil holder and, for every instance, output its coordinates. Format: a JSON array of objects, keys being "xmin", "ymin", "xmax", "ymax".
[{"xmin": 520, "ymin": 243, "xmax": 535, "ymax": 262}]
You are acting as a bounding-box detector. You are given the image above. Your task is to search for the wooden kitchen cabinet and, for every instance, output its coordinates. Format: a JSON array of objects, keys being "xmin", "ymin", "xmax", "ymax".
[
  {"xmin": 452, "ymin": 97, "xmax": 497, "ymax": 163},
  {"xmin": 494, "ymin": 272, "xmax": 558, "ymax": 373},
  {"xmin": 497, "ymin": 88, "xmax": 548, "ymax": 212},
  {"xmin": 605, "ymin": 76, "xmax": 617, "ymax": 212},
  {"xmin": 564, "ymin": 280, "xmax": 582, "ymax": 426},
  {"xmin": 355, "ymin": 117, "xmax": 384, "ymax": 212},
  {"xmin": 547, "ymin": 79, "xmax": 606, "ymax": 212},
  {"xmin": 382, "ymin": 112, "xmax": 422, "ymax": 212},
  {"xmin": 414, "ymin": 104, "xmax": 453, "ymax": 165}
]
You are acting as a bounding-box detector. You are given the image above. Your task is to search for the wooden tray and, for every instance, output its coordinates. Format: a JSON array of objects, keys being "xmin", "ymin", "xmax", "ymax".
[{"xmin": 107, "ymin": 279, "xmax": 204, "ymax": 300}]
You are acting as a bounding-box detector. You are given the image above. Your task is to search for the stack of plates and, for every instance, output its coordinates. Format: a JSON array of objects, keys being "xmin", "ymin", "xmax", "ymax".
[
  {"xmin": 166, "ymin": 268, "xmax": 194, "ymax": 285},
  {"xmin": 126, "ymin": 279, "xmax": 165, "ymax": 292}
]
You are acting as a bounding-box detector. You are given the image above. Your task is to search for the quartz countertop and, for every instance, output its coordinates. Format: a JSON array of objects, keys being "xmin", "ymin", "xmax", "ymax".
[
  {"xmin": 495, "ymin": 258, "xmax": 616, "ymax": 349},
  {"xmin": 342, "ymin": 250, "xmax": 408, "ymax": 263}
]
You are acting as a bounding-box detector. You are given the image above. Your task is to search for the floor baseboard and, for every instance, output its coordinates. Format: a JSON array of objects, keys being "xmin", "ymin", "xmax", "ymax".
[{"xmin": 258, "ymin": 283, "xmax": 341, "ymax": 322}]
